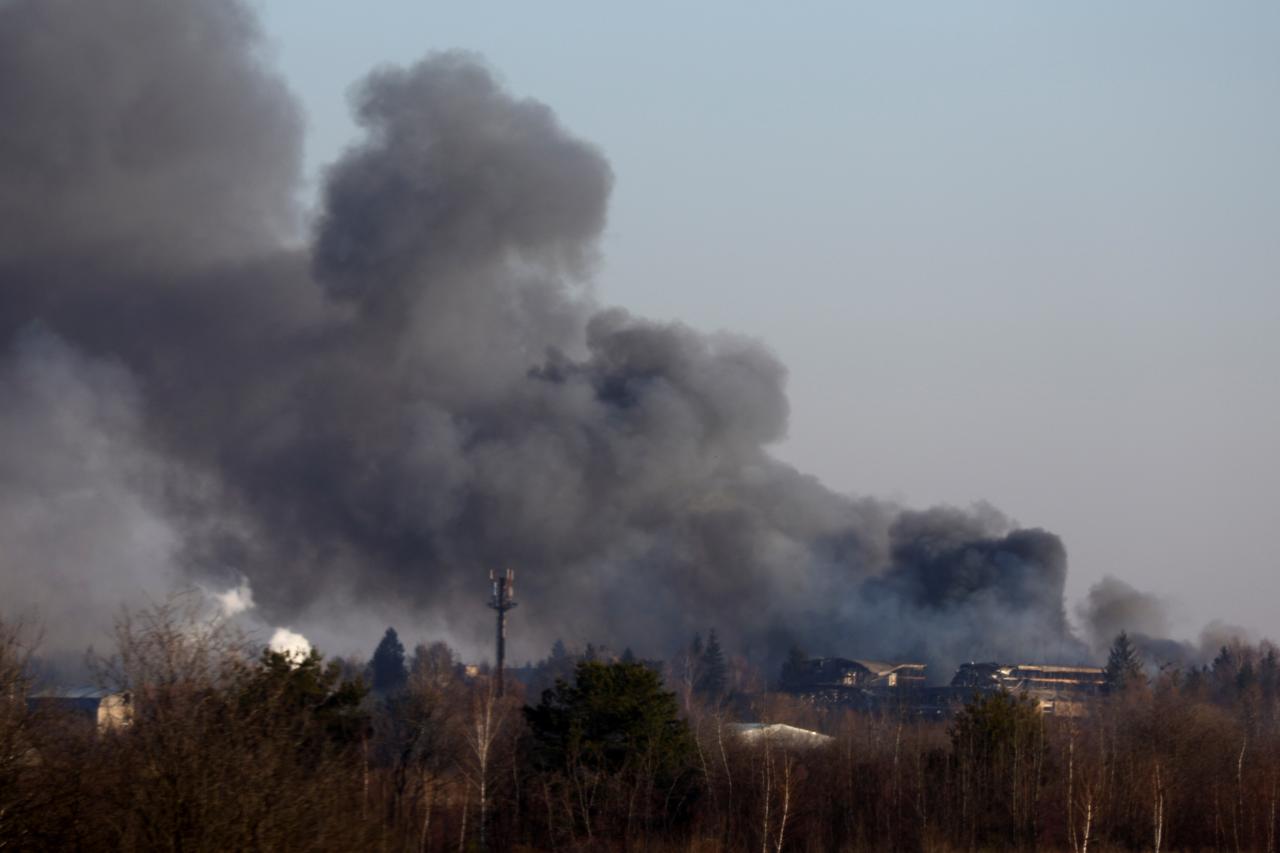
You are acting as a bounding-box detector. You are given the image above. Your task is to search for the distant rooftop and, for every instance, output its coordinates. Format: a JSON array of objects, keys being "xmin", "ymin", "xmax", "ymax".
[
  {"xmin": 730, "ymin": 722, "xmax": 833, "ymax": 748},
  {"xmin": 30, "ymin": 686, "xmax": 118, "ymax": 700}
]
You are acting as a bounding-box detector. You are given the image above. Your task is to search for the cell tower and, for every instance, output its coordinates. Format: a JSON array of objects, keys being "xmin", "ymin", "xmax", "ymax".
[{"xmin": 488, "ymin": 568, "xmax": 517, "ymax": 697}]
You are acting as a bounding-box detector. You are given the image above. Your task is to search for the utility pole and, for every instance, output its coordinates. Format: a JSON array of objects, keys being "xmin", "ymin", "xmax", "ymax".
[{"xmin": 488, "ymin": 569, "xmax": 517, "ymax": 697}]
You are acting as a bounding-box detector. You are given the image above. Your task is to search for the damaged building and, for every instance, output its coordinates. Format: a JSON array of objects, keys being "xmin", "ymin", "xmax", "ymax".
[
  {"xmin": 791, "ymin": 657, "xmax": 927, "ymax": 689},
  {"xmin": 782, "ymin": 657, "xmax": 928, "ymax": 706},
  {"xmin": 950, "ymin": 662, "xmax": 1106, "ymax": 716},
  {"xmin": 782, "ymin": 656, "xmax": 1107, "ymax": 717}
]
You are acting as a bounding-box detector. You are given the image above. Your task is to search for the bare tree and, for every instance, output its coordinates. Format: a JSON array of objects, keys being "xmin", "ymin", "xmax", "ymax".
[
  {"xmin": 0, "ymin": 618, "xmax": 38, "ymax": 847},
  {"xmin": 458, "ymin": 676, "xmax": 513, "ymax": 851}
]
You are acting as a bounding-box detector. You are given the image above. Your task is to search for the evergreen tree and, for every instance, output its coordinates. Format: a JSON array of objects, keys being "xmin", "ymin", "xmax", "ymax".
[
  {"xmin": 1104, "ymin": 631, "xmax": 1145, "ymax": 693},
  {"xmin": 1237, "ymin": 659, "xmax": 1258, "ymax": 695},
  {"xmin": 1260, "ymin": 647, "xmax": 1279, "ymax": 702},
  {"xmin": 1182, "ymin": 664, "xmax": 1209, "ymax": 700},
  {"xmin": 1212, "ymin": 643, "xmax": 1243, "ymax": 701},
  {"xmin": 779, "ymin": 644, "xmax": 808, "ymax": 688},
  {"xmin": 239, "ymin": 648, "xmax": 369, "ymax": 746},
  {"xmin": 695, "ymin": 628, "xmax": 726, "ymax": 697},
  {"xmin": 949, "ymin": 690, "xmax": 1045, "ymax": 846},
  {"xmin": 369, "ymin": 627, "xmax": 408, "ymax": 694},
  {"xmin": 525, "ymin": 660, "xmax": 696, "ymax": 782},
  {"xmin": 620, "ymin": 646, "xmax": 636, "ymax": 664},
  {"xmin": 529, "ymin": 638, "xmax": 575, "ymax": 698}
]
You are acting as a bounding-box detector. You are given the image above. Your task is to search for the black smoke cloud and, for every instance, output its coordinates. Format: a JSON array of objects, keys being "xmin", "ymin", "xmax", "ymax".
[{"xmin": 1, "ymin": 0, "xmax": 1103, "ymax": 677}]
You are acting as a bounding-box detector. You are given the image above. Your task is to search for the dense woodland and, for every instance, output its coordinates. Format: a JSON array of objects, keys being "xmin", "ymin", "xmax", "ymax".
[{"xmin": 2, "ymin": 602, "xmax": 1279, "ymax": 852}]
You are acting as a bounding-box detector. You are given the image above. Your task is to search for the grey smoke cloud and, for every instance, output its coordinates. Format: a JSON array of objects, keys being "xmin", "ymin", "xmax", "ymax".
[
  {"xmin": 0, "ymin": 0, "xmax": 1166, "ymax": 677},
  {"xmin": 1078, "ymin": 575, "xmax": 1171, "ymax": 652},
  {"xmin": 0, "ymin": 0, "xmax": 299, "ymax": 275},
  {"xmin": 0, "ymin": 329, "xmax": 186, "ymax": 653},
  {"xmin": 315, "ymin": 53, "xmax": 610, "ymax": 304},
  {"xmin": 1076, "ymin": 576, "xmax": 1254, "ymax": 670}
]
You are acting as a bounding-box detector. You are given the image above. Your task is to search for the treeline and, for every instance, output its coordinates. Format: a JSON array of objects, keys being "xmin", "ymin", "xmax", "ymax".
[{"xmin": 2, "ymin": 606, "xmax": 1279, "ymax": 851}]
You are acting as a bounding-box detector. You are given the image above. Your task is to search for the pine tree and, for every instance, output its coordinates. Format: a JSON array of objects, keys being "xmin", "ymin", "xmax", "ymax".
[
  {"xmin": 780, "ymin": 644, "xmax": 808, "ymax": 688},
  {"xmin": 525, "ymin": 660, "xmax": 696, "ymax": 783},
  {"xmin": 369, "ymin": 626, "xmax": 407, "ymax": 694},
  {"xmin": 695, "ymin": 628, "xmax": 726, "ymax": 697},
  {"xmin": 243, "ymin": 647, "xmax": 369, "ymax": 746},
  {"xmin": 1104, "ymin": 631, "xmax": 1145, "ymax": 693},
  {"xmin": 1260, "ymin": 647, "xmax": 1279, "ymax": 702},
  {"xmin": 535, "ymin": 638, "xmax": 576, "ymax": 696},
  {"xmin": 1182, "ymin": 664, "xmax": 1209, "ymax": 700},
  {"xmin": 949, "ymin": 690, "xmax": 1045, "ymax": 846},
  {"xmin": 1211, "ymin": 643, "xmax": 1242, "ymax": 701},
  {"xmin": 1237, "ymin": 659, "xmax": 1258, "ymax": 695}
]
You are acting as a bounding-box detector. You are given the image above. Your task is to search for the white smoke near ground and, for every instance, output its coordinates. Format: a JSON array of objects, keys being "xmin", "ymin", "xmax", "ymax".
[
  {"xmin": 204, "ymin": 576, "xmax": 314, "ymax": 663},
  {"xmin": 212, "ymin": 577, "xmax": 255, "ymax": 618},
  {"xmin": 269, "ymin": 627, "xmax": 313, "ymax": 661}
]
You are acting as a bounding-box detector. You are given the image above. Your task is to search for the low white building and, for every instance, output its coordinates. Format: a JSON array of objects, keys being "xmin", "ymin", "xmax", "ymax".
[
  {"xmin": 28, "ymin": 687, "xmax": 132, "ymax": 733},
  {"xmin": 729, "ymin": 722, "xmax": 833, "ymax": 749}
]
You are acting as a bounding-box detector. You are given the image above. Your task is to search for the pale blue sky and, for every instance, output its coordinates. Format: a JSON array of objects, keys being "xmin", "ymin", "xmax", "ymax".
[{"xmin": 255, "ymin": 2, "xmax": 1280, "ymax": 640}]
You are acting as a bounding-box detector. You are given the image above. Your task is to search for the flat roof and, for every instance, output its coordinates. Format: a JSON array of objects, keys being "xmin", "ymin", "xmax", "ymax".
[{"xmin": 30, "ymin": 686, "xmax": 118, "ymax": 700}]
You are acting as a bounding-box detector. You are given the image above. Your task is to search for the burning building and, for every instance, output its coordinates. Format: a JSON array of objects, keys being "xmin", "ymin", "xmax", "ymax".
[
  {"xmin": 783, "ymin": 655, "xmax": 1106, "ymax": 717},
  {"xmin": 782, "ymin": 657, "xmax": 927, "ymax": 704},
  {"xmin": 0, "ymin": 0, "xmax": 1193, "ymax": 681},
  {"xmin": 951, "ymin": 662, "xmax": 1105, "ymax": 715}
]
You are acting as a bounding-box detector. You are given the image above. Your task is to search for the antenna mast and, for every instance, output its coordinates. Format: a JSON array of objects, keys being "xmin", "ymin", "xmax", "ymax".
[{"xmin": 488, "ymin": 568, "xmax": 517, "ymax": 697}]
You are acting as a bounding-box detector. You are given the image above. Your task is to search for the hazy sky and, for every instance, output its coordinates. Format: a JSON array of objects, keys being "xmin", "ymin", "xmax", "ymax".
[{"xmin": 255, "ymin": 2, "xmax": 1280, "ymax": 641}]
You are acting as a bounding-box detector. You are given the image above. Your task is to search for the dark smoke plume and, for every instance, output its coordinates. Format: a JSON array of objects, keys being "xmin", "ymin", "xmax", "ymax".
[
  {"xmin": 1078, "ymin": 576, "xmax": 1254, "ymax": 671},
  {"xmin": 1079, "ymin": 576, "xmax": 1171, "ymax": 652},
  {"xmin": 0, "ymin": 0, "xmax": 1171, "ymax": 678}
]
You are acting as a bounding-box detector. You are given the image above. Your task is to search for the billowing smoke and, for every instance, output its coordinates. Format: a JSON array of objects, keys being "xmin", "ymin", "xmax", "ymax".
[
  {"xmin": 0, "ymin": 0, "xmax": 1199, "ymax": 679},
  {"xmin": 0, "ymin": 328, "xmax": 187, "ymax": 657},
  {"xmin": 853, "ymin": 507, "xmax": 1085, "ymax": 668},
  {"xmin": 1078, "ymin": 576, "xmax": 1254, "ymax": 671},
  {"xmin": 1079, "ymin": 576, "xmax": 1170, "ymax": 651},
  {"xmin": 212, "ymin": 578, "xmax": 255, "ymax": 619},
  {"xmin": 268, "ymin": 627, "xmax": 313, "ymax": 663}
]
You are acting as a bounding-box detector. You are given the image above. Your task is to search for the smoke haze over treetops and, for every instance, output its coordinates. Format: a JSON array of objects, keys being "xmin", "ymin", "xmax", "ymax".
[{"xmin": 0, "ymin": 0, "xmax": 1216, "ymax": 676}]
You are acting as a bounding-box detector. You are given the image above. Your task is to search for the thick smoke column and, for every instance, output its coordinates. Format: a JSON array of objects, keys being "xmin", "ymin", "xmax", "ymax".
[{"xmin": 0, "ymin": 0, "xmax": 1104, "ymax": 676}]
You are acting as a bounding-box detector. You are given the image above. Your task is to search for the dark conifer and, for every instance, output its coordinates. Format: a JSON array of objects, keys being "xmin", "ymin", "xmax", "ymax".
[
  {"xmin": 696, "ymin": 629, "xmax": 726, "ymax": 697},
  {"xmin": 1260, "ymin": 647, "xmax": 1279, "ymax": 702},
  {"xmin": 369, "ymin": 626, "xmax": 408, "ymax": 694},
  {"xmin": 780, "ymin": 644, "xmax": 808, "ymax": 688},
  {"xmin": 1104, "ymin": 631, "xmax": 1145, "ymax": 693},
  {"xmin": 525, "ymin": 660, "xmax": 696, "ymax": 786}
]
